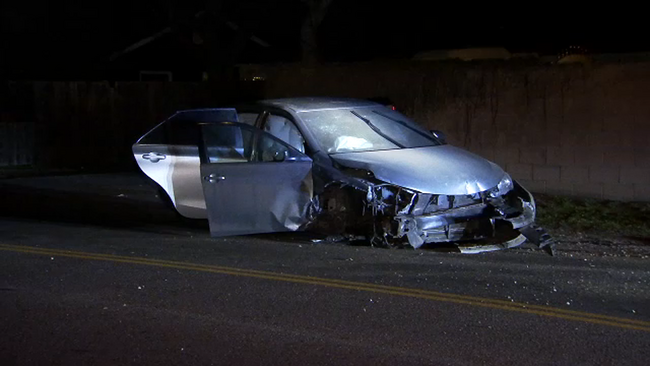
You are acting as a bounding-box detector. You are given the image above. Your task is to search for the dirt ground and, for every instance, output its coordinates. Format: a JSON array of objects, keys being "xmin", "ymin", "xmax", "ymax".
[{"xmin": 535, "ymin": 194, "xmax": 650, "ymax": 259}]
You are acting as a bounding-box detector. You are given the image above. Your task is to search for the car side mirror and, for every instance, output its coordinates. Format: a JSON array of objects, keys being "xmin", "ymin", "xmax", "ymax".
[
  {"xmin": 272, "ymin": 150, "xmax": 288, "ymax": 162},
  {"xmin": 430, "ymin": 129, "xmax": 446, "ymax": 144}
]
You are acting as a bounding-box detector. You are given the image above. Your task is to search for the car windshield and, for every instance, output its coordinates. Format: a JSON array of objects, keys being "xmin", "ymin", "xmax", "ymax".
[{"xmin": 298, "ymin": 106, "xmax": 441, "ymax": 154}]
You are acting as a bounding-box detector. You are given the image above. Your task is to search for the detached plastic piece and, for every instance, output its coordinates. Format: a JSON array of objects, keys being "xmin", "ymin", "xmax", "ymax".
[{"xmin": 520, "ymin": 224, "xmax": 556, "ymax": 256}]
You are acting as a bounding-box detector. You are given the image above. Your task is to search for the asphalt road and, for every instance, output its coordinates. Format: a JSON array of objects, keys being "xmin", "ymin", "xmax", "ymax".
[{"xmin": 1, "ymin": 174, "xmax": 649, "ymax": 365}]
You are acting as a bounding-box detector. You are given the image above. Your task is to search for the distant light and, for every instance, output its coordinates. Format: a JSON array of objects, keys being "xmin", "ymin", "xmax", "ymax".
[{"xmin": 389, "ymin": 105, "xmax": 396, "ymax": 110}]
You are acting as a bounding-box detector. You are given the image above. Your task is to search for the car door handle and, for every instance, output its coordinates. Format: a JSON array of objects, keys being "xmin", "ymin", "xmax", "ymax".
[
  {"xmin": 203, "ymin": 173, "xmax": 226, "ymax": 183},
  {"xmin": 142, "ymin": 152, "xmax": 166, "ymax": 163}
]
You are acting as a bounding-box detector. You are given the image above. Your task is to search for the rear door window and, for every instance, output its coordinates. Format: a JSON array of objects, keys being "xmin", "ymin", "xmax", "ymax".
[
  {"xmin": 201, "ymin": 124, "xmax": 254, "ymax": 163},
  {"xmin": 137, "ymin": 109, "xmax": 239, "ymax": 146}
]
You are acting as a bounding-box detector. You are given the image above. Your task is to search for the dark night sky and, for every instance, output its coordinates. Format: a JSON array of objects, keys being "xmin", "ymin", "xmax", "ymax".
[{"xmin": 1, "ymin": 0, "xmax": 648, "ymax": 79}]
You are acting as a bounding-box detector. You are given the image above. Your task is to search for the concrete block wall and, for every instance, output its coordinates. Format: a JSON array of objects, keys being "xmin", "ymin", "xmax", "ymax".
[{"xmin": 243, "ymin": 60, "xmax": 650, "ymax": 202}]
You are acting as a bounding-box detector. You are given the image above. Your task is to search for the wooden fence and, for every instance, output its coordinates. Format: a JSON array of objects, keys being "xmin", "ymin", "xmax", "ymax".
[
  {"xmin": 0, "ymin": 122, "xmax": 34, "ymax": 167},
  {"xmin": 0, "ymin": 81, "xmax": 263, "ymax": 170}
]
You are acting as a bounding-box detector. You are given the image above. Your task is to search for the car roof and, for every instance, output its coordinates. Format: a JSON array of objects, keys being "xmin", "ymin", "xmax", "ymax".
[
  {"xmin": 170, "ymin": 108, "xmax": 238, "ymax": 122},
  {"xmin": 259, "ymin": 97, "xmax": 380, "ymax": 113}
]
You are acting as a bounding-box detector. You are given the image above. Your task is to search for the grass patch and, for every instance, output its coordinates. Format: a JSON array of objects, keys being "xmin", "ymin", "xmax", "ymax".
[{"xmin": 535, "ymin": 194, "xmax": 650, "ymax": 237}]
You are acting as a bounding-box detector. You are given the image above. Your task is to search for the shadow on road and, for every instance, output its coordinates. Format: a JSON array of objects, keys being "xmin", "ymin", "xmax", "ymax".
[{"xmin": 0, "ymin": 174, "xmax": 208, "ymax": 233}]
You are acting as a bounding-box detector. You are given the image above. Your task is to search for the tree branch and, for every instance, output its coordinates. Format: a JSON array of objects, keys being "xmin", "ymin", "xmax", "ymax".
[{"xmin": 301, "ymin": 0, "xmax": 334, "ymax": 64}]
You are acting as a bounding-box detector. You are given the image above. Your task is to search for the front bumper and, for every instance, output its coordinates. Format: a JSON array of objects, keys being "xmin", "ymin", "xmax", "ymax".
[{"xmin": 392, "ymin": 183, "xmax": 554, "ymax": 254}]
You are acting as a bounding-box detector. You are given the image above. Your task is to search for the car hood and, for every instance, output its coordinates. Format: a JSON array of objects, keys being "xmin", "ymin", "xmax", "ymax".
[{"xmin": 331, "ymin": 145, "xmax": 505, "ymax": 195}]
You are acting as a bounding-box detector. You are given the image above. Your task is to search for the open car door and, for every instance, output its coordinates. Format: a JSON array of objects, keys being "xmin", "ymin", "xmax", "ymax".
[{"xmin": 199, "ymin": 122, "xmax": 314, "ymax": 237}]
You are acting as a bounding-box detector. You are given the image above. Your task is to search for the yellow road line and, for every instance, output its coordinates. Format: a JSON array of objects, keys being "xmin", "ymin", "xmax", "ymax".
[{"xmin": 1, "ymin": 243, "xmax": 649, "ymax": 332}]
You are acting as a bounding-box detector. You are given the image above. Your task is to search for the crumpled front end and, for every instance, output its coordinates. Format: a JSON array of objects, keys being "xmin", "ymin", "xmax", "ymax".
[{"xmin": 365, "ymin": 176, "xmax": 554, "ymax": 254}]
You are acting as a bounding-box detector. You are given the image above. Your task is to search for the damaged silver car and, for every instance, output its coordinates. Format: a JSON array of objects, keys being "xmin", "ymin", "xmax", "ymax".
[{"xmin": 133, "ymin": 97, "xmax": 553, "ymax": 254}]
